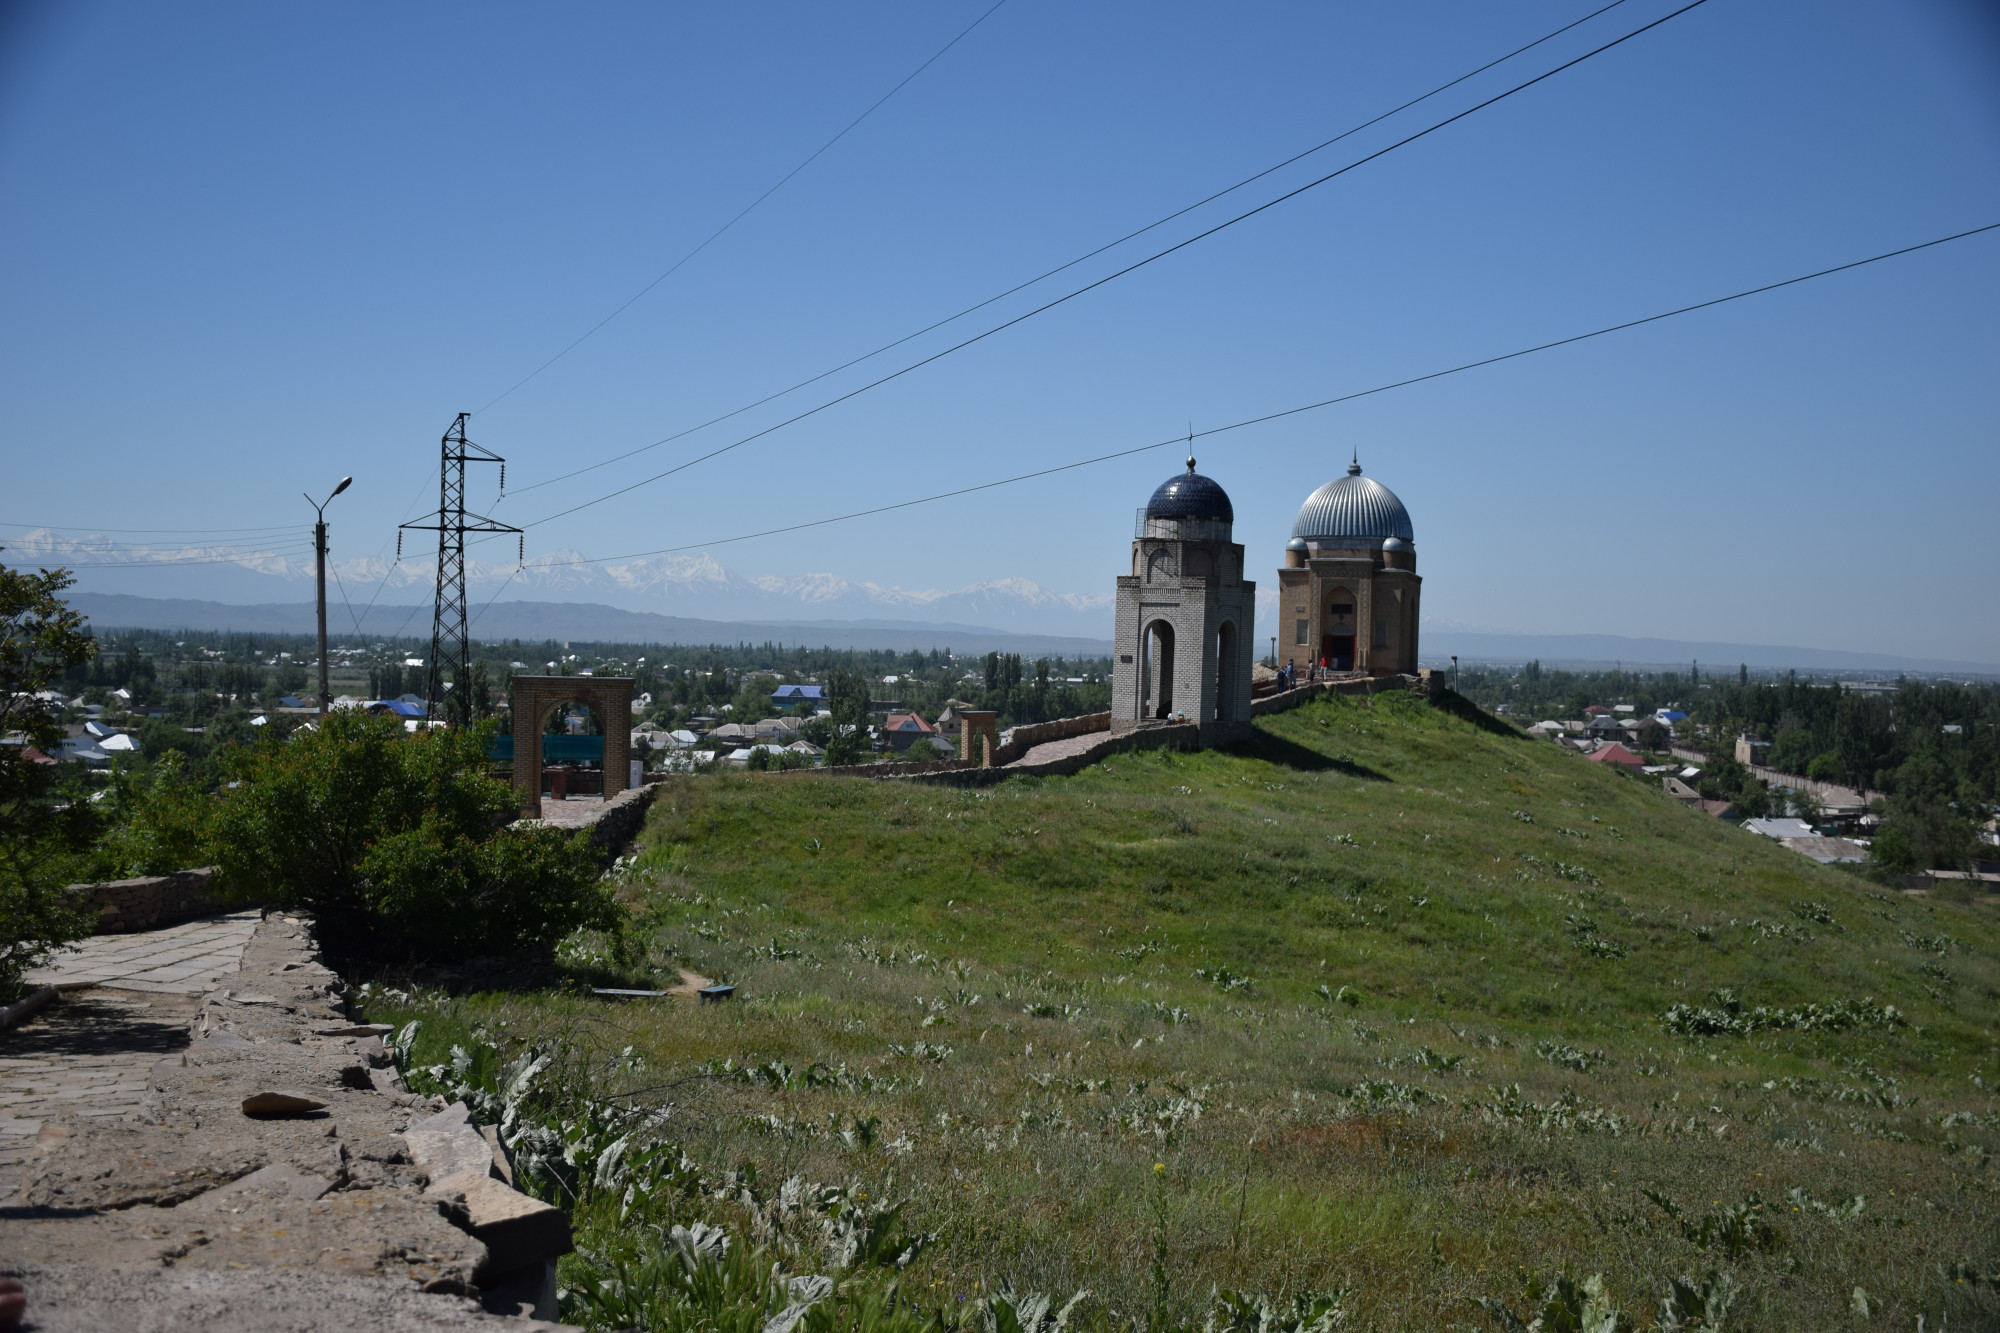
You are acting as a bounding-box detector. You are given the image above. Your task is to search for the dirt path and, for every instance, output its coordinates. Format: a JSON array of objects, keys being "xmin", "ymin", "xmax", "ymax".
[{"xmin": 662, "ymin": 968, "xmax": 713, "ymax": 999}]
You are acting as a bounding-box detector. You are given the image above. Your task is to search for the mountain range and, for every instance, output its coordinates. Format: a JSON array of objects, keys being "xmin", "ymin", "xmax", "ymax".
[
  {"xmin": 10, "ymin": 529, "xmax": 1115, "ymax": 638},
  {"xmin": 19, "ymin": 530, "xmax": 1996, "ymax": 675}
]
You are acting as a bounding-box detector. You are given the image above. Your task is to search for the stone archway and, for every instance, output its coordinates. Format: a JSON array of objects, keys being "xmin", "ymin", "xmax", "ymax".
[{"xmin": 509, "ymin": 675, "xmax": 634, "ymax": 818}]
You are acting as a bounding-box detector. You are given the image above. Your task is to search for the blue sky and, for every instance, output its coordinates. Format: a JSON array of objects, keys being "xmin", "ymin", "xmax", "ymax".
[{"xmin": 3, "ymin": 0, "xmax": 1997, "ymax": 659}]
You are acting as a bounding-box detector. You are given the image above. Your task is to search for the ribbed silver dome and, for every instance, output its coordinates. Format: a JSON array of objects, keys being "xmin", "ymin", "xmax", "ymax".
[{"xmin": 1291, "ymin": 460, "xmax": 1414, "ymax": 544}]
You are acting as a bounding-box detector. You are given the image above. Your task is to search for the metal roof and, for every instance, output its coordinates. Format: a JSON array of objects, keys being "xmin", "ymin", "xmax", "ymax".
[
  {"xmin": 1291, "ymin": 460, "xmax": 1414, "ymax": 543},
  {"xmin": 1145, "ymin": 458, "xmax": 1234, "ymax": 522}
]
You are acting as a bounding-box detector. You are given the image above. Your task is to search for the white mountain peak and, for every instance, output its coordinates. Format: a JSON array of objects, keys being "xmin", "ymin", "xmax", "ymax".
[{"xmin": 20, "ymin": 529, "xmax": 1113, "ymax": 635}]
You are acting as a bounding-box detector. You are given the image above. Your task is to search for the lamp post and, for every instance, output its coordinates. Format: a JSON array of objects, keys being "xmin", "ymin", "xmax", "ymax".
[
  {"xmin": 305, "ymin": 477, "xmax": 353, "ymax": 718},
  {"xmin": 1451, "ymin": 655, "xmax": 1459, "ymax": 695}
]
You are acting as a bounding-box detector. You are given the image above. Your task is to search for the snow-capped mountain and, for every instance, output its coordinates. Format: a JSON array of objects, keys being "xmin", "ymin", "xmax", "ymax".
[{"xmin": 9, "ymin": 530, "xmax": 1116, "ymax": 637}]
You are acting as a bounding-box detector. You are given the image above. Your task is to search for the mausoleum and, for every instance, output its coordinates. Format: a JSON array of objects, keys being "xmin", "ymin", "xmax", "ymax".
[{"xmin": 1276, "ymin": 455, "xmax": 1421, "ymax": 676}]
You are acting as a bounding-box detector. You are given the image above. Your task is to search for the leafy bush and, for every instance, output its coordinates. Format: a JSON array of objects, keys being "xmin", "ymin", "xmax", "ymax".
[
  {"xmin": 84, "ymin": 751, "xmax": 218, "ymax": 879},
  {"xmin": 208, "ymin": 711, "xmax": 615, "ymax": 960}
]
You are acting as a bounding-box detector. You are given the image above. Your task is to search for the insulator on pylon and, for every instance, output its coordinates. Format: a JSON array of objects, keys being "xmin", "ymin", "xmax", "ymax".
[
  {"xmin": 499, "ymin": 463, "xmax": 505, "ymax": 494},
  {"xmin": 518, "ymin": 535, "xmax": 524, "ymax": 563},
  {"xmin": 396, "ymin": 531, "xmax": 402, "ymax": 560}
]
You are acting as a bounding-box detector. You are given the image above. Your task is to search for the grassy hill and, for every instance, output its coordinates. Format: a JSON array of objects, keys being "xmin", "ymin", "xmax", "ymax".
[{"xmin": 371, "ymin": 691, "xmax": 2000, "ymax": 1331}]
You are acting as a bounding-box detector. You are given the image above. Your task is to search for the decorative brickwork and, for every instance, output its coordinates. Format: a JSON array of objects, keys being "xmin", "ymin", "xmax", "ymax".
[{"xmin": 508, "ymin": 674, "xmax": 633, "ymax": 819}]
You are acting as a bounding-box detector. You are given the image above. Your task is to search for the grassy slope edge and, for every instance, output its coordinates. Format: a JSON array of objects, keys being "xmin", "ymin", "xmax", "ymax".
[{"xmin": 376, "ymin": 691, "xmax": 2000, "ymax": 1330}]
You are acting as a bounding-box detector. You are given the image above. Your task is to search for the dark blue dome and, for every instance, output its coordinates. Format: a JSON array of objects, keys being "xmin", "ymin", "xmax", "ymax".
[{"xmin": 1145, "ymin": 459, "xmax": 1234, "ymax": 523}]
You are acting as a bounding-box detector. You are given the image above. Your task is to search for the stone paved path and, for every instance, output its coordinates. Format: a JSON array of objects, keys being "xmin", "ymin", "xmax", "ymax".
[
  {"xmin": 530, "ymin": 795, "xmax": 607, "ymax": 829},
  {"xmin": 21, "ymin": 909, "xmax": 261, "ymax": 994},
  {"xmin": 2, "ymin": 911, "xmax": 263, "ymax": 1205},
  {"xmin": 0, "ymin": 991, "xmax": 200, "ymax": 1204},
  {"xmin": 1004, "ymin": 730, "xmax": 1116, "ymax": 768}
]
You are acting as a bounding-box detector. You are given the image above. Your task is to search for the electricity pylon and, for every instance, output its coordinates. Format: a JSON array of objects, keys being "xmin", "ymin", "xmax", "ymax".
[{"xmin": 399, "ymin": 413, "xmax": 521, "ymax": 725}]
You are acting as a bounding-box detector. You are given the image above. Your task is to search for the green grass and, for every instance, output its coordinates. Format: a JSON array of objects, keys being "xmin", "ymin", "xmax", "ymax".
[{"xmin": 364, "ymin": 691, "xmax": 2000, "ymax": 1331}]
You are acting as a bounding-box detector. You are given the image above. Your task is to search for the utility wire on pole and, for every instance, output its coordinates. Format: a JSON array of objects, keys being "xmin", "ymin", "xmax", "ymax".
[
  {"xmin": 502, "ymin": 0, "xmax": 1638, "ymax": 502},
  {"xmin": 400, "ymin": 416, "xmax": 520, "ymax": 727},
  {"xmin": 473, "ymin": 0, "xmax": 1013, "ymax": 417},
  {"xmin": 512, "ymin": 0, "xmax": 1717, "ymax": 532},
  {"xmin": 505, "ymin": 218, "xmax": 2000, "ymax": 570}
]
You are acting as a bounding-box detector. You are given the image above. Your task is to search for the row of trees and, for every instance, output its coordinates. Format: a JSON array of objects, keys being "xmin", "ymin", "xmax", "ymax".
[{"xmin": 1462, "ymin": 665, "xmax": 1997, "ymax": 873}]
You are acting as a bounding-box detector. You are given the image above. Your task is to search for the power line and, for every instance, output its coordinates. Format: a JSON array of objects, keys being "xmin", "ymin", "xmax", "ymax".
[
  {"xmin": 521, "ymin": 220, "xmax": 1999, "ymax": 568},
  {"xmin": 467, "ymin": 563, "xmax": 526, "ymax": 633},
  {"xmin": 43, "ymin": 539, "xmax": 318, "ymax": 568},
  {"xmin": 0, "ymin": 521, "xmax": 300, "ymax": 535},
  {"xmin": 504, "ymin": 0, "xmax": 1636, "ymax": 500},
  {"xmin": 473, "ymin": 0, "xmax": 1013, "ymax": 416},
  {"xmin": 516, "ymin": 0, "xmax": 1714, "ymax": 532},
  {"xmin": 18, "ymin": 538, "xmax": 317, "ymax": 557}
]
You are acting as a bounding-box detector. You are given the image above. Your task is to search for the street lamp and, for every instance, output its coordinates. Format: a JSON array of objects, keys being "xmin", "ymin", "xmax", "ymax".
[
  {"xmin": 305, "ymin": 477, "xmax": 353, "ymax": 718},
  {"xmin": 1451, "ymin": 655, "xmax": 1459, "ymax": 695}
]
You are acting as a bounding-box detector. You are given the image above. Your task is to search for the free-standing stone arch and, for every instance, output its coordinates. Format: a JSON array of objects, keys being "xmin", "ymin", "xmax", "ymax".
[{"xmin": 509, "ymin": 675, "xmax": 633, "ymax": 818}]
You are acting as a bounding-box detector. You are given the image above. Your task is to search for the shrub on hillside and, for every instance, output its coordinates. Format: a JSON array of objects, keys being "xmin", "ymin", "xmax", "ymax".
[{"xmin": 206, "ymin": 711, "xmax": 616, "ymax": 960}]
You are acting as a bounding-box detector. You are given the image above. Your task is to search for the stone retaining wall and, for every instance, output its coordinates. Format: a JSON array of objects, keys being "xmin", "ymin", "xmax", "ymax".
[
  {"xmin": 770, "ymin": 679, "xmax": 1444, "ymax": 790},
  {"xmin": 582, "ymin": 781, "xmax": 663, "ymax": 859},
  {"xmin": 67, "ymin": 868, "xmax": 233, "ymax": 934},
  {"xmin": 908, "ymin": 721, "xmax": 1202, "ymax": 788},
  {"xmin": 787, "ymin": 755, "xmax": 974, "ymax": 781},
  {"xmin": 1250, "ymin": 672, "xmax": 1421, "ymax": 717},
  {"xmin": 990, "ymin": 712, "xmax": 1111, "ymax": 766}
]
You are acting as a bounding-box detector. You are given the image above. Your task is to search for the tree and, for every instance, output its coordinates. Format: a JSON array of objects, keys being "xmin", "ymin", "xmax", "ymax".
[
  {"xmin": 0, "ymin": 556, "xmax": 98, "ymax": 999},
  {"xmin": 822, "ymin": 668, "xmax": 872, "ymax": 767},
  {"xmin": 209, "ymin": 711, "xmax": 615, "ymax": 961}
]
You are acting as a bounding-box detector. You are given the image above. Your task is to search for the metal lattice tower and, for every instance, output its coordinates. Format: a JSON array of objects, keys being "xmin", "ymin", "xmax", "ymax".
[{"xmin": 399, "ymin": 413, "xmax": 521, "ymax": 725}]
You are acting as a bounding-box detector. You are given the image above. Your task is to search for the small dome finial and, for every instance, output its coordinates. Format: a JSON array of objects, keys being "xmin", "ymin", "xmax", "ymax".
[
  {"xmin": 1186, "ymin": 425, "xmax": 1196, "ymax": 474},
  {"xmin": 1347, "ymin": 447, "xmax": 1361, "ymax": 477}
]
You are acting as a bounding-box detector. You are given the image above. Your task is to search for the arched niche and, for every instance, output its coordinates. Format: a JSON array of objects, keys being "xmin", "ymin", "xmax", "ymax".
[
  {"xmin": 1142, "ymin": 619, "xmax": 1176, "ymax": 719},
  {"xmin": 1214, "ymin": 620, "xmax": 1238, "ymax": 722}
]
